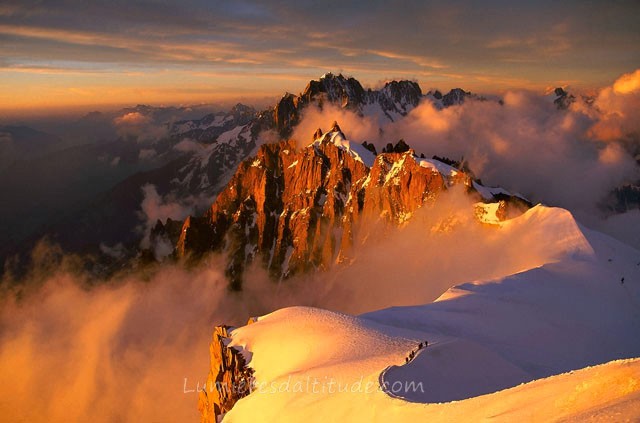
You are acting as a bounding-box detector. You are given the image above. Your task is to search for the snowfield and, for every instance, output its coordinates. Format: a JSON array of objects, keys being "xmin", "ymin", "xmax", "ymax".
[{"xmin": 220, "ymin": 205, "xmax": 640, "ymax": 422}]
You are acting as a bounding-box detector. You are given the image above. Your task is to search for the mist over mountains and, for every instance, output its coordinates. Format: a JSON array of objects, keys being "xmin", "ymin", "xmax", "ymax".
[
  {"xmin": 1, "ymin": 70, "xmax": 639, "ymax": 422},
  {"xmin": 2, "ymin": 71, "xmax": 639, "ymax": 282}
]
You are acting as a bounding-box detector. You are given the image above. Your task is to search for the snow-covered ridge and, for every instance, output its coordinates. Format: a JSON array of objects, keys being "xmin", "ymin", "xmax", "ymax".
[{"xmin": 201, "ymin": 205, "xmax": 640, "ymax": 422}]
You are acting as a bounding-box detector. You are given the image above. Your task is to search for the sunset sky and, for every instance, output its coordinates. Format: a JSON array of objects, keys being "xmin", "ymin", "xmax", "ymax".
[{"xmin": 1, "ymin": 0, "xmax": 638, "ymax": 115}]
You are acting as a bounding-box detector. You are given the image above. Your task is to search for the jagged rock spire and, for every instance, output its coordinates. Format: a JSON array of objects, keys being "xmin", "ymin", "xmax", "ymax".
[
  {"xmin": 274, "ymin": 74, "xmax": 424, "ymax": 137},
  {"xmin": 331, "ymin": 121, "xmax": 341, "ymax": 132},
  {"xmin": 313, "ymin": 127, "xmax": 323, "ymax": 141}
]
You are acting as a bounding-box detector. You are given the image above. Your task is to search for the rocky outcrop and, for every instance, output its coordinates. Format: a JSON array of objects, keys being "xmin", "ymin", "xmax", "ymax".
[
  {"xmin": 301, "ymin": 73, "xmax": 367, "ymax": 109},
  {"xmin": 553, "ymin": 87, "xmax": 576, "ymax": 110},
  {"xmin": 605, "ymin": 182, "xmax": 640, "ymax": 213},
  {"xmin": 377, "ymin": 80, "xmax": 422, "ymax": 111},
  {"xmin": 274, "ymin": 73, "xmax": 423, "ymax": 136},
  {"xmin": 198, "ymin": 325, "xmax": 254, "ymax": 423},
  {"xmin": 361, "ymin": 153, "xmax": 457, "ymax": 225},
  {"xmin": 150, "ymin": 217, "xmax": 183, "ymax": 247},
  {"xmin": 274, "ymin": 93, "xmax": 300, "ymax": 135},
  {"xmin": 425, "ymin": 87, "xmax": 485, "ymax": 109},
  {"xmin": 175, "ymin": 132, "xmax": 376, "ymax": 287},
  {"xmin": 442, "ymin": 88, "xmax": 472, "ymax": 107},
  {"xmin": 147, "ymin": 77, "xmax": 488, "ymax": 264},
  {"xmin": 272, "ymin": 73, "xmax": 487, "ymax": 137},
  {"xmin": 174, "ymin": 123, "xmax": 526, "ymax": 288}
]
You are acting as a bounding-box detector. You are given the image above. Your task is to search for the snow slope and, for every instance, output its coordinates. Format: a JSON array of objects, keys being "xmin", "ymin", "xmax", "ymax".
[{"xmin": 220, "ymin": 205, "xmax": 640, "ymax": 422}]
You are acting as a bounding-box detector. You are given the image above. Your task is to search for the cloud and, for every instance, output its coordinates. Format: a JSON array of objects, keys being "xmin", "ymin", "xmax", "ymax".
[
  {"xmin": 0, "ymin": 255, "xmax": 284, "ymax": 422},
  {"xmin": 1, "ymin": 0, "xmax": 638, "ymax": 112},
  {"xmin": 588, "ymin": 69, "xmax": 640, "ymax": 147},
  {"xmin": 115, "ymin": 112, "xmax": 147, "ymax": 125},
  {"xmin": 99, "ymin": 242, "xmax": 126, "ymax": 259},
  {"xmin": 173, "ymin": 138, "xmax": 202, "ymax": 153},
  {"xmin": 392, "ymin": 92, "xmax": 638, "ymax": 214},
  {"xmin": 137, "ymin": 184, "xmax": 195, "ymax": 251},
  {"xmin": 291, "ymin": 103, "xmax": 381, "ymax": 148},
  {"xmin": 138, "ymin": 148, "xmax": 157, "ymax": 160},
  {"xmin": 280, "ymin": 186, "xmax": 587, "ymax": 314},
  {"xmin": 613, "ymin": 69, "xmax": 640, "ymax": 94},
  {"xmin": 113, "ymin": 112, "xmax": 168, "ymax": 143},
  {"xmin": 596, "ymin": 210, "xmax": 640, "ymax": 250},
  {"xmin": 136, "ymin": 184, "xmax": 215, "ymax": 259}
]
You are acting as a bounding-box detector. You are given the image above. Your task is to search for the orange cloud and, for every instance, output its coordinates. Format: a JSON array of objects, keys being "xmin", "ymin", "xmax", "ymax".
[
  {"xmin": 368, "ymin": 50, "xmax": 449, "ymax": 69},
  {"xmin": 613, "ymin": 69, "xmax": 640, "ymax": 95},
  {"xmin": 589, "ymin": 68, "xmax": 640, "ymax": 142}
]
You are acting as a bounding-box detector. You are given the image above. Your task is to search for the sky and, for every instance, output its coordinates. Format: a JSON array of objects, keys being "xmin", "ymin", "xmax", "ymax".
[{"xmin": 1, "ymin": 0, "xmax": 639, "ymax": 115}]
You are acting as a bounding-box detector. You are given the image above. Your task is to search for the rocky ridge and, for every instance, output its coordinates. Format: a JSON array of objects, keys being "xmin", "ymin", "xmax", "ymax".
[
  {"xmin": 274, "ymin": 72, "xmax": 424, "ymax": 136},
  {"xmin": 174, "ymin": 123, "xmax": 529, "ymax": 288},
  {"xmin": 198, "ymin": 324, "xmax": 255, "ymax": 423}
]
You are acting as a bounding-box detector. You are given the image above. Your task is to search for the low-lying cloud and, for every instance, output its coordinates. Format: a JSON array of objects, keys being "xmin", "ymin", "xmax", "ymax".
[
  {"xmin": 291, "ymin": 104, "xmax": 381, "ymax": 148},
  {"xmin": 0, "ymin": 255, "xmax": 278, "ymax": 422},
  {"xmin": 287, "ymin": 187, "xmax": 582, "ymax": 314},
  {"xmin": 173, "ymin": 138, "xmax": 203, "ymax": 153},
  {"xmin": 114, "ymin": 111, "xmax": 168, "ymax": 143},
  {"xmin": 587, "ymin": 69, "xmax": 640, "ymax": 149}
]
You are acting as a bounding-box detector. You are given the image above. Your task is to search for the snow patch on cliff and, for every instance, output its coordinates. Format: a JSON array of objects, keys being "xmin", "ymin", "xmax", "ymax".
[{"xmin": 312, "ymin": 130, "xmax": 376, "ymax": 167}]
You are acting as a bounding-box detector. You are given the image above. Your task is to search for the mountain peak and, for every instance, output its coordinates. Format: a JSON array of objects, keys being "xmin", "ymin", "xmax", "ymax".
[
  {"xmin": 175, "ymin": 121, "xmax": 528, "ymax": 287},
  {"xmin": 274, "ymin": 74, "xmax": 425, "ymax": 136},
  {"xmin": 231, "ymin": 103, "xmax": 255, "ymax": 113},
  {"xmin": 312, "ymin": 127, "xmax": 323, "ymax": 141},
  {"xmin": 302, "ymin": 73, "xmax": 366, "ymax": 109},
  {"xmin": 552, "ymin": 87, "xmax": 576, "ymax": 110},
  {"xmin": 442, "ymin": 88, "xmax": 471, "ymax": 106}
]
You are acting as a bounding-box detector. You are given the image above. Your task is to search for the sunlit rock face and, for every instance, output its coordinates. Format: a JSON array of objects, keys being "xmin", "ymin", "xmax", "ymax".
[
  {"xmin": 175, "ymin": 124, "xmax": 527, "ymax": 288},
  {"xmin": 198, "ymin": 325, "xmax": 254, "ymax": 423}
]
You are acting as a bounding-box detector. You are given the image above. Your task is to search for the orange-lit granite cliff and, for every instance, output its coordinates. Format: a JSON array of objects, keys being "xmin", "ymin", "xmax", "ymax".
[
  {"xmin": 175, "ymin": 123, "xmax": 528, "ymax": 288},
  {"xmin": 198, "ymin": 324, "xmax": 254, "ymax": 423}
]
